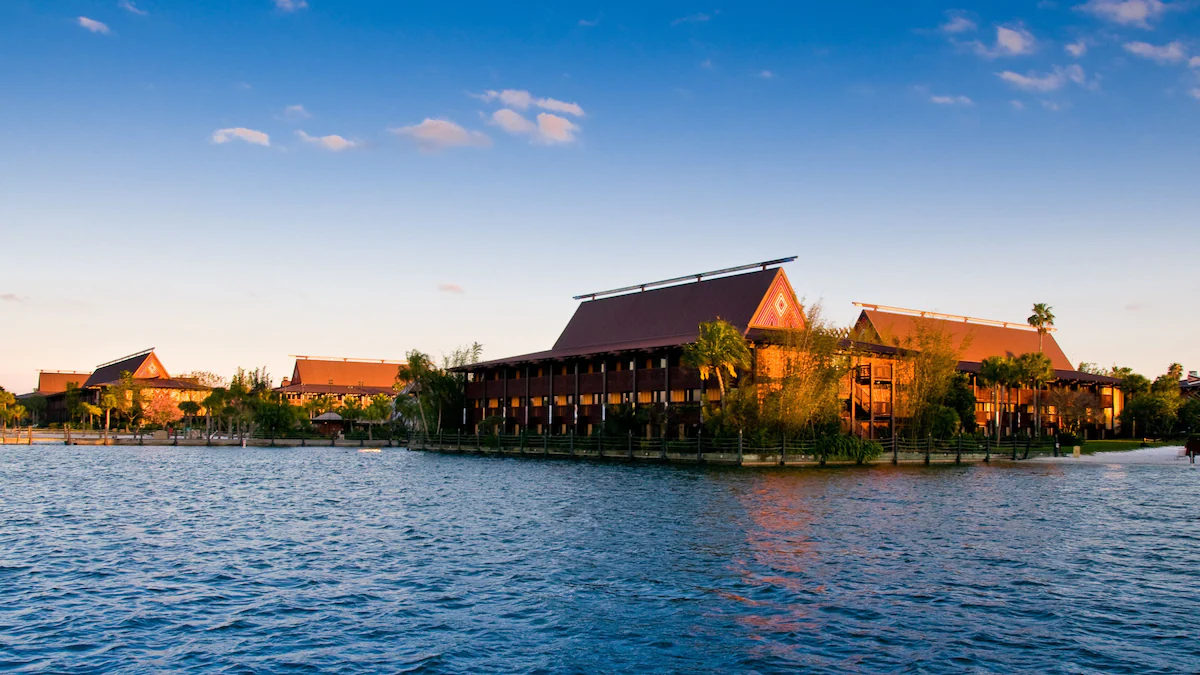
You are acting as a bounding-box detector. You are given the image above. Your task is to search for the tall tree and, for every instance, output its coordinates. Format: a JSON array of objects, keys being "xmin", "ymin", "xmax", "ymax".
[
  {"xmin": 201, "ymin": 388, "xmax": 228, "ymax": 442},
  {"xmin": 1027, "ymin": 303, "xmax": 1056, "ymax": 353},
  {"xmin": 397, "ymin": 351, "xmax": 436, "ymax": 433},
  {"xmin": 682, "ymin": 319, "xmax": 752, "ymax": 398},
  {"xmin": 1017, "ymin": 352, "xmax": 1055, "ymax": 437},
  {"xmin": 363, "ymin": 394, "xmax": 394, "ymax": 441},
  {"xmin": 0, "ymin": 388, "xmax": 15, "ymax": 438},
  {"xmin": 978, "ymin": 356, "xmax": 1009, "ymax": 440}
]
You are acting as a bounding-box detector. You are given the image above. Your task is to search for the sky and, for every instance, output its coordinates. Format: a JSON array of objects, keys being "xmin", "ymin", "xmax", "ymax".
[{"xmin": 2, "ymin": 0, "xmax": 1198, "ymax": 393}]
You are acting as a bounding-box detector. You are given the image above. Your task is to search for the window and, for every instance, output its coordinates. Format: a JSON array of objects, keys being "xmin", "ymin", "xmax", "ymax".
[
  {"xmin": 510, "ymin": 397, "xmax": 522, "ymax": 408},
  {"xmin": 608, "ymin": 392, "xmax": 623, "ymax": 405},
  {"xmin": 670, "ymin": 390, "xmax": 688, "ymax": 403},
  {"xmin": 488, "ymin": 398, "xmax": 500, "ymax": 409}
]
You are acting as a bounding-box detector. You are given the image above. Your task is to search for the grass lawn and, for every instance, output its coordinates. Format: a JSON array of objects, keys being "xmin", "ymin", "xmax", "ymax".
[{"xmin": 1080, "ymin": 439, "xmax": 1178, "ymax": 455}]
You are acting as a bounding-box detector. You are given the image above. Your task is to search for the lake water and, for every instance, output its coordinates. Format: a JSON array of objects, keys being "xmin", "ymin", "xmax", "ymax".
[{"xmin": 2, "ymin": 445, "xmax": 1198, "ymax": 673}]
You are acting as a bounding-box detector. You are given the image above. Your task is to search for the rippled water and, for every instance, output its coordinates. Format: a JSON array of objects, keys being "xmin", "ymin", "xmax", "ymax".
[{"xmin": 2, "ymin": 446, "xmax": 1198, "ymax": 673}]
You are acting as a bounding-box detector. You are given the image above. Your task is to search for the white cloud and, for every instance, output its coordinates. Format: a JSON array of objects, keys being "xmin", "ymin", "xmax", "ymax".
[
  {"xmin": 757, "ymin": 70, "xmax": 776, "ymax": 79},
  {"xmin": 930, "ymin": 94, "xmax": 974, "ymax": 105},
  {"xmin": 1042, "ymin": 100, "xmax": 1065, "ymax": 111},
  {"xmin": 1066, "ymin": 40, "xmax": 1088, "ymax": 57},
  {"xmin": 274, "ymin": 0, "xmax": 309, "ymax": 11},
  {"xmin": 1123, "ymin": 40, "xmax": 1187, "ymax": 64},
  {"xmin": 119, "ymin": 1, "xmax": 148, "ymax": 16},
  {"xmin": 490, "ymin": 109, "xmax": 580, "ymax": 144},
  {"xmin": 940, "ymin": 11, "xmax": 977, "ymax": 34},
  {"xmin": 1010, "ymin": 100, "xmax": 1027, "ymax": 110},
  {"xmin": 578, "ymin": 18, "xmax": 599, "ymax": 27},
  {"xmin": 211, "ymin": 128, "xmax": 270, "ymax": 146},
  {"xmin": 535, "ymin": 113, "xmax": 579, "ymax": 144},
  {"xmin": 1189, "ymin": 88, "xmax": 1200, "ymax": 100},
  {"xmin": 77, "ymin": 17, "xmax": 110, "ymax": 34},
  {"xmin": 475, "ymin": 89, "xmax": 584, "ymax": 116},
  {"xmin": 997, "ymin": 64, "xmax": 1089, "ymax": 91},
  {"xmin": 390, "ymin": 119, "xmax": 490, "ymax": 152},
  {"xmin": 1190, "ymin": 56, "xmax": 1200, "ymax": 68},
  {"xmin": 700, "ymin": 58, "xmax": 714, "ymax": 69},
  {"xmin": 491, "ymin": 109, "xmax": 537, "ymax": 135},
  {"xmin": 296, "ymin": 130, "xmax": 358, "ymax": 151},
  {"xmin": 672, "ymin": 13, "xmax": 711, "ymax": 26},
  {"xmin": 282, "ymin": 104, "xmax": 312, "ymax": 119},
  {"xmin": 1075, "ymin": 0, "xmax": 1169, "ymax": 29},
  {"xmin": 971, "ymin": 24, "xmax": 1037, "ymax": 57}
]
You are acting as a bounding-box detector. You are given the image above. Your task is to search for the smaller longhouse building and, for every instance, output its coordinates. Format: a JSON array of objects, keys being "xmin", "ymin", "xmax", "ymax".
[
  {"xmin": 37, "ymin": 349, "xmax": 210, "ymax": 424},
  {"xmin": 275, "ymin": 356, "xmax": 404, "ymax": 414}
]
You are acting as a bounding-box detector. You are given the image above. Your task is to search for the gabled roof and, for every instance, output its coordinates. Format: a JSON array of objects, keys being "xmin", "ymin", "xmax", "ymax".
[
  {"xmin": 854, "ymin": 308, "xmax": 1074, "ymax": 370},
  {"xmin": 462, "ymin": 267, "xmax": 804, "ymax": 369},
  {"xmin": 84, "ymin": 350, "xmax": 170, "ymax": 388},
  {"xmin": 36, "ymin": 371, "xmax": 91, "ymax": 395},
  {"xmin": 290, "ymin": 358, "xmax": 403, "ymax": 388}
]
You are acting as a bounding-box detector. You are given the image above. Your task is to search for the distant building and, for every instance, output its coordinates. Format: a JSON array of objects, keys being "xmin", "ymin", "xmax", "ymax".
[
  {"xmin": 28, "ymin": 371, "xmax": 91, "ymax": 396},
  {"xmin": 1182, "ymin": 371, "xmax": 1200, "ymax": 398},
  {"xmin": 454, "ymin": 259, "xmax": 1122, "ymax": 439},
  {"xmin": 275, "ymin": 357, "xmax": 404, "ymax": 414},
  {"xmin": 37, "ymin": 349, "xmax": 210, "ymax": 424}
]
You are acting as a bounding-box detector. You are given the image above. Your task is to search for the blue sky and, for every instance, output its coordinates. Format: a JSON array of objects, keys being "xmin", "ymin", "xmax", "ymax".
[{"xmin": 2, "ymin": 0, "xmax": 1198, "ymax": 393}]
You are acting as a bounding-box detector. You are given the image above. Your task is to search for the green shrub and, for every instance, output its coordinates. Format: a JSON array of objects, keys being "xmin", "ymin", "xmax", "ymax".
[{"xmin": 815, "ymin": 434, "xmax": 885, "ymax": 464}]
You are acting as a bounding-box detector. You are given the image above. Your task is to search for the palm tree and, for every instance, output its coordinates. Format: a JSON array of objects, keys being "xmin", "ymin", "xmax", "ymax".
[
  {"xmin": 978, "ymin": 356, "xmax": 1008, "ymax": 440},
  {"xmin": 339, "ymin": 400, "xmax": 365, "ymax": 437},
  {"xmin": 397, "ymin": 350, "xmax": 435, "ymax": 434},
  {"xmin": 1017, "ymin": 352, "xmax": 1054, "ymax": 437},
  {"xmin": 682, "ymin": 319, "xmax": 752, "ymax": 399},
  {"xmin": 201, "ymin": 388, "xmax": 227, "ymax": 442},
  {"xmin": 363, "ymin": 394, "xmax": 394, "ymax": 441},
  {"xmin": 1027, "ymin": 303, "xmax": 1055, "ymax": 353}
]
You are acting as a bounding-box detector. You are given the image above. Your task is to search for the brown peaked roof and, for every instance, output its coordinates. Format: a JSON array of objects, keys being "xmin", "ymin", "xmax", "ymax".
[
  {"xmin": 855, "ymin": 309, "xmax": 1074, "ymax": 370},
  {"xmin": 290, "ymin": 358, "xmax": 403, "ymax": 388},
  {"xmin": 36, "ymin": 371, "xmax": 90, "ymax": 394},
  {"xmin": 83, "ymin": 350, "xmax": 170, "ymax": 388},
  {"xmin": 463, "ymin": 268, "xmax": 797, "ymax": 369}
]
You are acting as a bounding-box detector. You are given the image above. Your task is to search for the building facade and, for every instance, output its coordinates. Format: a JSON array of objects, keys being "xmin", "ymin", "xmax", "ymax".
[{"xmin": 274, "ymin": 357, "xmax": 404, "ymax": 414}]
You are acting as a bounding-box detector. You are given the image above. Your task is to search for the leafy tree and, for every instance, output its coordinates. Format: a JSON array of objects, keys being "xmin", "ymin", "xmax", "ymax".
[
  {"xmin": 305, "ymin": 394, "xmax": 338, "ymax": 418},
  {"xmin": 98, "ymin": 388, "xmax": 124, "ymax": 442},
  {"xmin": 178, "ymin": 400, "xmax": 201, "ymax": 428},
  {"xmin": 1077, "ymin": 362, "xmax": 1105, "ymax": 375},
  {"xmin": 397, "ymin": 350, "xmax": 436, "ymax": 433},
  {"xmin": 1176, "ymin": 398, "xmax": 1200, "ymax": 436},
  {"xmin": 1016, "ymin": 352, "xmax": 1055, "ymax": 436},
  {"xmin": 363, "ymin": 393, "xmax": 394, "ymax": 441},
  {"xmin": 889, "ymin": 318, "xmax": 966, "ymax": 438},
  {"xmin": 254, "ymin": 392, "xmax": 297, "ymax": 441},
  {"xmin": 0, "ymin": 388, "xmax": 15, "ymax": 436},
  {"xmin": 1122, "ymin": 392, "xmax": 1178, "ymax": 438},
  {"xmin": 978, "ymin": 356, "xmax": 1009, "ymax": 439},
  {"xmin": 143, "ymin": 391, "xmax": 183, "ymax": 429},
  {"xmin": 682, "ymin": 319, "xmax": 752, "ymax": 398},
  {"xmin": 759, "ymin": 302, "xmax": 849, "ymax": 437},
  {"xmin": 1046, "ymin": 388, "xmax": 1103, "ymax": 437},
  {"xmin": 23, "ymin": 395, "xmax": 46, "ymax": 427},
  {"xmin": 1027, "ymin": 303, "xmax": 1055, "ymax": 353},
  {"xmin": 201, "ymin": 388, "xmax": 228, "ymax": 441},
  {"xmin": 338, "ymin": 399, "xmax": 365, "ymax": 436},
  {"xmin": 942, "ymin": 372, "xmax": 978, "ymax": 435}
]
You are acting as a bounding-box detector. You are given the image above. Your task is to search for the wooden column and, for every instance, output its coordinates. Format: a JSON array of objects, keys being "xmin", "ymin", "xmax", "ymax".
[
  {"xmin": 524, "ymin": 366, "xmax": 530, "ymax": 428},
  {"xmin": 601, "ymin": 360, "xmax": 607, "ymax": 423},
  {"xmin": 548, "ymin": 364, "xmax": 554, "ymax": 434},
  {"xmin": 574, "ymin": 362, "xmax": 580, "ymax": 434},
  {"xmin": 868, "ymin": 362, "xmax": 875, "ymax": 440},
  {"xmin": 631, "ymin": 355, "xmax": 638, "ymax": 409},
  {"xmin": 502, "ymin": 368, "xmax": 508, "ymax": 434}
]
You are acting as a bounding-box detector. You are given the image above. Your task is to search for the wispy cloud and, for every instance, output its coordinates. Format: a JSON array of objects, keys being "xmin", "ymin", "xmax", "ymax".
[
  {"xmin": 930, "ymin": 94, "xmax": 974, "ymax": 105},
  {"xmin": 296, "ymin": 130, "xmax": 358, "ymax": 151},
  {"xmin": 1075, "ymin": 0, "xmax": 1170, "ymax": 29},
  {"xmin": 282, "ymin": 104, "xmax": 312, "ymax": 120},
  {"xmin": 1189, "ymin": 88, "xmax": 1200, "ymax": 100},
  {"xmin": 119, "ymin": 0, "xmax": 148, "ymax": 16},
  {"xmin": 1, "ymin": 293, "xmax": 24, "ymax": 303},
  {"xmin": 700, "ymin": 58, "xmax": 714, "ymax": 69},
  {"xmin": 1010, "ymin": 100, "xmax": 1027, "ymax": 110},
  {"xmin": 274, "ymin": 0, "xmax": 309, "ymax": 11},
  {"xmin": 578, "ymin": 18, "xmax": 599, "ymax": 27},
  {"xmin": 1123, "ymin": 40, "xmax": 1187, "ymax": 64},
  {"xmin": 490, "ymin": 109, "xmax": 580, "ymax": 144},
  {"xmin": 390, "ymin": 119, "xmax": 490, "ymax": 153},
  {"xmin": 77, "ymin": 17, "xmax": 110, "ymax": 34},
  {"xmin": 997, "ymin": 64, "xmax": 1089, "ymax": 91},
  {"xmin": 1190, "ymin": 56, "xmax": 1200, "ymax": 68},
  {"xmin": 969, "ymin": 24, "xmax": 1037, "ymax": 58},
  {"xmin": 672, "ymin": 12, "xmax": 713, "ymax": 26},
  {"xmin": 940, "ymin": 10, "xmax": 977, "ymax": 34},
  {"xmin": 756, "ymin": 70, "xmax": 776, "ymax": 79},
  {"xmin": 211, "ymin": 127, "xmax": 270, "ymax": 146},
  {"xmin": 438, "ymin": 283, "xmax": 464, "ymax": 294},
  {"xmin": 474, "ymin": 89, "xmax": 585, "ymax": 117},
  {"xmin": 1066, "ymin": 40, "xmax": 1088, "ymax": 57},
  {"xmin": 1042, "ymin": 100, "xmax": 1066, "ymax": 111}
]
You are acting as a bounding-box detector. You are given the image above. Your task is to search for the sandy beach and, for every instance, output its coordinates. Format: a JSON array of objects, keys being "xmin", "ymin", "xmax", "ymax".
[{"xmin": 1029, "ymin": 445, "xmax": 1193, "ymax": 466}]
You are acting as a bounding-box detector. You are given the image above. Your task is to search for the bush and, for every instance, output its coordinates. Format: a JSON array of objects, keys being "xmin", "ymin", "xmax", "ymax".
[
  {"xmin": 1057, "ymin": 432, "xmax": 1084, "ymax": 447},
  {"xmin": 815, "ymin": 434, "xmax": 885, "ymax": 464}
]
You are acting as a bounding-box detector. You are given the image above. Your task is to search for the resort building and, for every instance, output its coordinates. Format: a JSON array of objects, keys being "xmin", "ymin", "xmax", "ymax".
[
  {"xmin": 274, "ymin": 356, "xmax": 404, "ymax": 414},
  {"xmin": 37, "ymin": 349, "xmax": 210, "ymax": 424},
  {"xmin": 28, "ymin": 370, "xmax": 91, "ymax": 396},
  {"xmin": 455, "ymin": 259, "xmax": 1122, "ymax": 439}
]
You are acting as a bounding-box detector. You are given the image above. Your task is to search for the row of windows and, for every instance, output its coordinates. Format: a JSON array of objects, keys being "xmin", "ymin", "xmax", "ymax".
[
  {"xmin": 472, "ymin": 357, "xmax": 679, "ymax": 382},
  {"xmin": 475, "ymin": 389, "xmax": 709, "ymax": 408}
]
